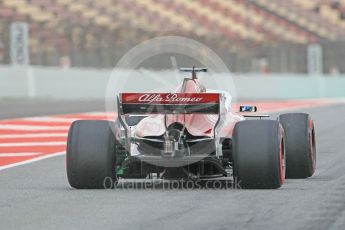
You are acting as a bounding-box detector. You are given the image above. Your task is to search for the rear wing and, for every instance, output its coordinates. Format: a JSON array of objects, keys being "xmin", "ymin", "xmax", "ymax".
[
  {"xmin": 179, "ymin": 67, "xmax": 207, "ymax": 79},
  {"xmin": 117, "ymin": 92, "xmax": 224, "ymax": 150},
  {"xmin": 179, "ymin": 67, "xmax": 207, "ymax": 73},
  {"xmin": 118, "ymin": 93, "xmax": 220, "ymax": 114}
]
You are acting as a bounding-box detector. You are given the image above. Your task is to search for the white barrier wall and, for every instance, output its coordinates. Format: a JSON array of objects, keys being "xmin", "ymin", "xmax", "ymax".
[
  {"xmin": 1, "ymin": 66, "xmax": 344, "ymax": 100},
  {"xmin": 0, "ymin": 66, "xmax": 111, "ymax": 99}
]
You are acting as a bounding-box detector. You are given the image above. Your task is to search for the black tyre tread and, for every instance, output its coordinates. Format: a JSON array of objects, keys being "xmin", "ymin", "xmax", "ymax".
[
  {"xmin": 232, "ymin": 120, "xmax": 284, "ymax": 189},
  {"xmin": 279, "ymin": 113, "xmax": 315, "ymax": 179},
  {"xmin": 66, "ymin": 120, "xmax": 117, "ymax": 189}
]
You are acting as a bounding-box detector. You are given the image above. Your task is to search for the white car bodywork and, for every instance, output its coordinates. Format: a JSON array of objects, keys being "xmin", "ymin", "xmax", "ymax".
[{"xmin": 133, "ymin": 78, "xmax": 244, "ymax": 139}]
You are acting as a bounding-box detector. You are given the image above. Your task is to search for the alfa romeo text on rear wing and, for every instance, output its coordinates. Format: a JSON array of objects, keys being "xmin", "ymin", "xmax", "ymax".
[{"xmin": 118, "ymin": 93, "xmax": 221, "ymax": 114}]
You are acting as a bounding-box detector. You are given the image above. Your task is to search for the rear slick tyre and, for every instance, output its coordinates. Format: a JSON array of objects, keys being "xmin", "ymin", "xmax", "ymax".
[
  {"xmin": 66, "ymin": 120, "xmax": 117, "ymax": 189},
  {"xmin": 232, "ymin": 120, "xmax": 285, "ymax": 189},
  {"xmin": 279, "ymin": 113, "xmax": 316, "ymax": 179}
]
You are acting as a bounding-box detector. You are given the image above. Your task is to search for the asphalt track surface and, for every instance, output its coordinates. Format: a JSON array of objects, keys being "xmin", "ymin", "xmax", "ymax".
[
  {"xmin": 0, "ymin": 99, "xmax": 105, "ymax": 119},
  {"xmin": 1, "ymin": 101, "xmax": 345, "ymax": 230}
]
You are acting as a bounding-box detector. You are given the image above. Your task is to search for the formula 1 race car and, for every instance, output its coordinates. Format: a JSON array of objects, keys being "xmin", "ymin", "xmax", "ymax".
[{"xmin": 66, "ymin": 68, "xmax": 316, "ymax": 189}]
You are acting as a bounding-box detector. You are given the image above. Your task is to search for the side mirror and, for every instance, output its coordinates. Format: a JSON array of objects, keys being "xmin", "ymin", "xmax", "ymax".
[{"xmin": 239, "ymin": 105, "xmax": 257, "ymax": 112}]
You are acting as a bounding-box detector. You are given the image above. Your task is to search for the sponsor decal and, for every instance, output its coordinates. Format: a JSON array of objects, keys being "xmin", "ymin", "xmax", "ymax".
[
  {"xmin": 122, "ymin": 93, "xmax": 219, "ymax": 104},
  {"xmin": 139, "ymin": 93, "xmax": 202, "ymax": 104}
]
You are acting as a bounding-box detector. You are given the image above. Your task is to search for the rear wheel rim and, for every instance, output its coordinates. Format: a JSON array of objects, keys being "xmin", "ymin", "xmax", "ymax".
[
  {"xmin": 309, "ymin": 120, "xmax": 316, "ymax": 173},
  {"xmin": 279, "ymin": 137, "xmax": 286, "ymax": 185}
]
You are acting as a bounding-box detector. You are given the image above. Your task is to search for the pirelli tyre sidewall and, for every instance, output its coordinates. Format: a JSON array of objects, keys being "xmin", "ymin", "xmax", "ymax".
[
  {"xmin": 232, "ymin": 120, "xmax": 285, "ymax": 189},
  {"xmin": 66, "ymin": 120, "xmax": 117, "ymax": 189},
  {"xmin": 278, "ymin": 113, "xmax": 316, "ymax": 179}
]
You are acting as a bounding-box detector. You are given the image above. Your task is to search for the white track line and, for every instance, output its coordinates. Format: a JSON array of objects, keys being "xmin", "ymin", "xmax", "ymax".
[
  {"xmin": 0, "ymin": 151, "xmax": 65, "ymax": 171},
  {"xmin": 0, "ymin": 125, "xmax": 69, "ymax": 130},
  {"xmin": 0, "ymin": 152, "xmax": 41, "ymax": 157},
  {"xmin": 0, "ymin": 141, "xmax": 66, "ymax": 147},
  {"xmin": 0, "ymin": 133, "xmax": 67, "ymax": 139}
]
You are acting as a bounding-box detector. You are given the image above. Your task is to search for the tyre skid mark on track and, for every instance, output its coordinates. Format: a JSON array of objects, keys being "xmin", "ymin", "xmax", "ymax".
[{"xmin": 0, "ymin": 99, "xmax": 339, "ymax": 170}]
